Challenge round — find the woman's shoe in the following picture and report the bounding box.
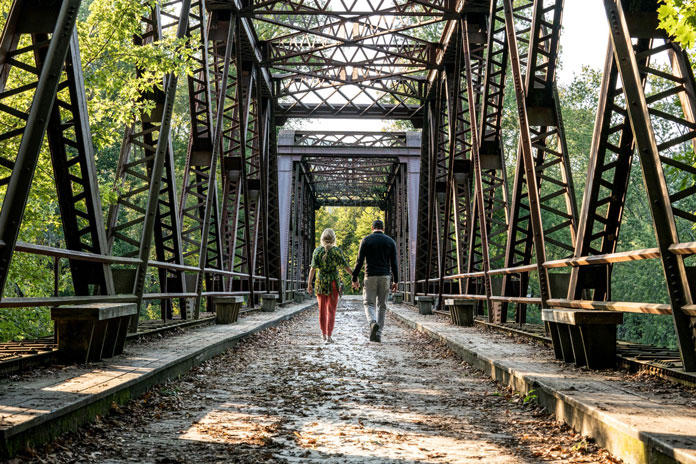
[322,334,327,341]
[327,335,334,343]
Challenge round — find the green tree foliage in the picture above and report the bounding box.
[658,0,696,48]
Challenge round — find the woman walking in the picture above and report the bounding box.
[307,229,353,343]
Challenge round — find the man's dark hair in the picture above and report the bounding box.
[372,219,384,230]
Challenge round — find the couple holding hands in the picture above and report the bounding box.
[307,219,399,344]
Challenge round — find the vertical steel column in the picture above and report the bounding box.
[437,30,464,308]
[36,30,114,296]
[501,0,577,323]
[129,1,191,328]
[218,17,244,293]
[106,2,191,328]
[220,18,255,305]
[453,13,488,296]
[502,0,551,307]
[289,161,302,294]
[191,10,235,317]
[463,16,495,318]
[414,101,433,296]
[567,39,650,301]
[424,97,442,295]
[179,2,223,316]
[399,165,411,295]
[264,102,282,296]
[465,0,510,319]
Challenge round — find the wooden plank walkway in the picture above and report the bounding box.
[0,300,315,457]
[390,304,696,464]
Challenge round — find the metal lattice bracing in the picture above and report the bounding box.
[501,0,577,323]
[105,2,192,328]
[246,0,458,124]
[278,131,420,208]
[277,129,420,294]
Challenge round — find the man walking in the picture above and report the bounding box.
[352,219,399,343]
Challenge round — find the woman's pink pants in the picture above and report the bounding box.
[317,281,339,336]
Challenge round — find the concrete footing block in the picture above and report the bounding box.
[51,303,138,363]
[415,296,434,315]
[213,296,244,324]
[445,299,475,326]
[261,293,280,312]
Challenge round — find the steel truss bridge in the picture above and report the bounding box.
[1,0,696,376]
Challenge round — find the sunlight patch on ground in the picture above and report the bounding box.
[42,369,149,393]
[292,419,517,463]
[179,409,282,445]
[0,405,51,425]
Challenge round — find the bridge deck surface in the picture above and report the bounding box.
[9,297,617,463]
[0,300,315,457]
[391,304,696,464]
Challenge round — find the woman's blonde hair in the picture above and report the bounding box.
[320,228,336,250]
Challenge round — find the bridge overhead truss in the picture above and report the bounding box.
[0,0,696,374]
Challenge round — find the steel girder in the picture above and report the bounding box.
[245,0,458,123]
[500,0,577,324]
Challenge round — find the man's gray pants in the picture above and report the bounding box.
[363,275,390,337]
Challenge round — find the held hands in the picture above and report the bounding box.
[391,282,398,292]
[351,280,360,291]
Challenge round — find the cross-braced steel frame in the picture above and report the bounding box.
[409,0,696,372]
[1,0,696,373]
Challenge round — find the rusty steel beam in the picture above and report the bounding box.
[501,0,577,324]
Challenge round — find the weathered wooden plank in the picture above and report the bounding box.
[51,303,137,321]
[541,308,624,325]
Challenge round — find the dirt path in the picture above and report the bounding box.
[16,298,621,463]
